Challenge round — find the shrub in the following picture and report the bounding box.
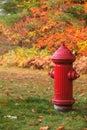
[0,46,51,67]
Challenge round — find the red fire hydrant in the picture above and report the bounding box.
[49,43,80,111]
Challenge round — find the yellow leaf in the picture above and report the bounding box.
[28,31,36,37]
[41,26,48,32]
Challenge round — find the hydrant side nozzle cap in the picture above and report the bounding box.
[51,43,76,63]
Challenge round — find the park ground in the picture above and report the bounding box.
[0,66,87,130]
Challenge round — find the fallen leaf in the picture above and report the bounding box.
[75,100,79,104]
[37,115,44,124]
[84,106,87,109]
[84,128,87,130]
[57,126,64,130]
[2,99,8,106]
[16,95,23,100]
[29,122,36,126]
[40,126,50,130]
[30,109,35,113]
[10,79,14,82]
[79,93,85,97]
[38,118,43,123]
[15,103,19,106]
[38,115,43,119]
[84,116,87,121]
[5,90,12,97]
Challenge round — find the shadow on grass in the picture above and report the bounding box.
[25,96,55,115]
[0,96,56,114]
[1,96,87,115]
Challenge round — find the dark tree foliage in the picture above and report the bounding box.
[1,0,17,14]
[71,0,86,4]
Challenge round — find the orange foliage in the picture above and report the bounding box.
[36,25,87,55]
[3,0,87,56]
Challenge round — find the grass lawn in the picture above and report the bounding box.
[0,66,87,130]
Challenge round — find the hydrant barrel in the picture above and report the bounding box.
[50,43,80,112]
[53,64,75,105]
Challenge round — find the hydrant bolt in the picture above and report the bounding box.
[49,71,54,78]
[68,70,80,80]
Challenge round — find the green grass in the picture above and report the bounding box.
[0,14,20,26]
[0,66,87,130]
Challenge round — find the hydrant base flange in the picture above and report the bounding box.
[52,98,75,105]
[54,104,73,112]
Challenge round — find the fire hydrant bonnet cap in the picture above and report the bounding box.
[51,44,76,63]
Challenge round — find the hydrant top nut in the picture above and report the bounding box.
[51,43,75,64]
